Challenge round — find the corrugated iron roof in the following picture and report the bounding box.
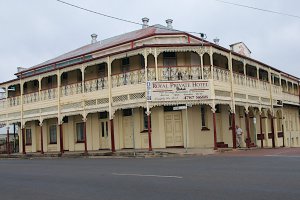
[28,24,184,70]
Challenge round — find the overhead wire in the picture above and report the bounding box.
[56,0,207,39]
[214,0,300,19]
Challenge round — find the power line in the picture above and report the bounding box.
[215,0,300,19]
[56,0,207,38]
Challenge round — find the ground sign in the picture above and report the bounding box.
[147,80,211,102]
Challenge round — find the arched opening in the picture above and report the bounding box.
[213,53,228,70]
[61,69,82,86]
[84,63,108,92]
[111,55,145,86]
[246,64,257,78]
[41,75,57,90]
[259,68,269,82]
[232,59,244,74]
[7,84,21,98]
[23,80,39,94]
[281,79,287,92]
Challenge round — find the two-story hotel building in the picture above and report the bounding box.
[0,18,299,154]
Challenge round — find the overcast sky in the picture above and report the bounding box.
[0,0,299,83]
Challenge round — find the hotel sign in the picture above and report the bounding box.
[147,80,211,102]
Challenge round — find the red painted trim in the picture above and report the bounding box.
[259,114,264,148]
[40,125,44,154]
[147,114,152,151]
[231,113,236,149]
[245,112,251,148]
[270,115,275,148]
[188,36,191,44]
[110,119,115,153]
[131,41,134,49]
[6,128,10,155]
[213,112,217,150]
[22,128,26,154]
[282,124,285,147]
[83,121,87,154]
[59,124,64,154]
[15,32,197,76]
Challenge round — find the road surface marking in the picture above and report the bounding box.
[265,155,300,158]
[112,173,183,179]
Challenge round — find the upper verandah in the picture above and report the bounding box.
[0,20,299,85]
[13,23,206,78]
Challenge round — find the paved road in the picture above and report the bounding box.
[1,148,300,200]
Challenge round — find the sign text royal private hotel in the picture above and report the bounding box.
[147,80,212,102]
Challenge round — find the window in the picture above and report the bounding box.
[101,121,109,138]
[141,108,150,131]
[49,125,57,144]
[76,122,84,142]
[123,109,132,116]
[25,129,32,145]
[200,106,209,130]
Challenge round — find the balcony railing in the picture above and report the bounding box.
[85,77,108,92]
[213,66,230,82]
[40,88,57,101]
[61,82,82,97]
[23,92,39,104]
[0,66,298,111]
[112,69,145,87]
[282,92,299,104]
[158,65,211,81]
[7,96,21,107]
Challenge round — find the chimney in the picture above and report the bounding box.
[213,38,220,45]
[166,19,173,29]
[142,17,149,29]
[17,67,27,72]
[91,33,98,44]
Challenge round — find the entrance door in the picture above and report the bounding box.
[165,111,183,147]
[216,113,223,141]
[123,116,133,148]
[100,120,109,149]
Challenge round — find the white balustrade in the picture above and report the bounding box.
[147,68,156,81]
[213,67,230,82]
[245,76,258,88]
[203,66,211,79]
[111,69,145,87]
[260,81,269,91]
[61,82,82,97]
[41,88,57,101]
[23,92,39,104]
[85,77,108,92]
[282,92,299,104]
[233,73,245,86]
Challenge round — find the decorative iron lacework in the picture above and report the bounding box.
[85,99,97,107]
[97,98,109,104]
[129,92,145,100]
[113,95,128,102]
